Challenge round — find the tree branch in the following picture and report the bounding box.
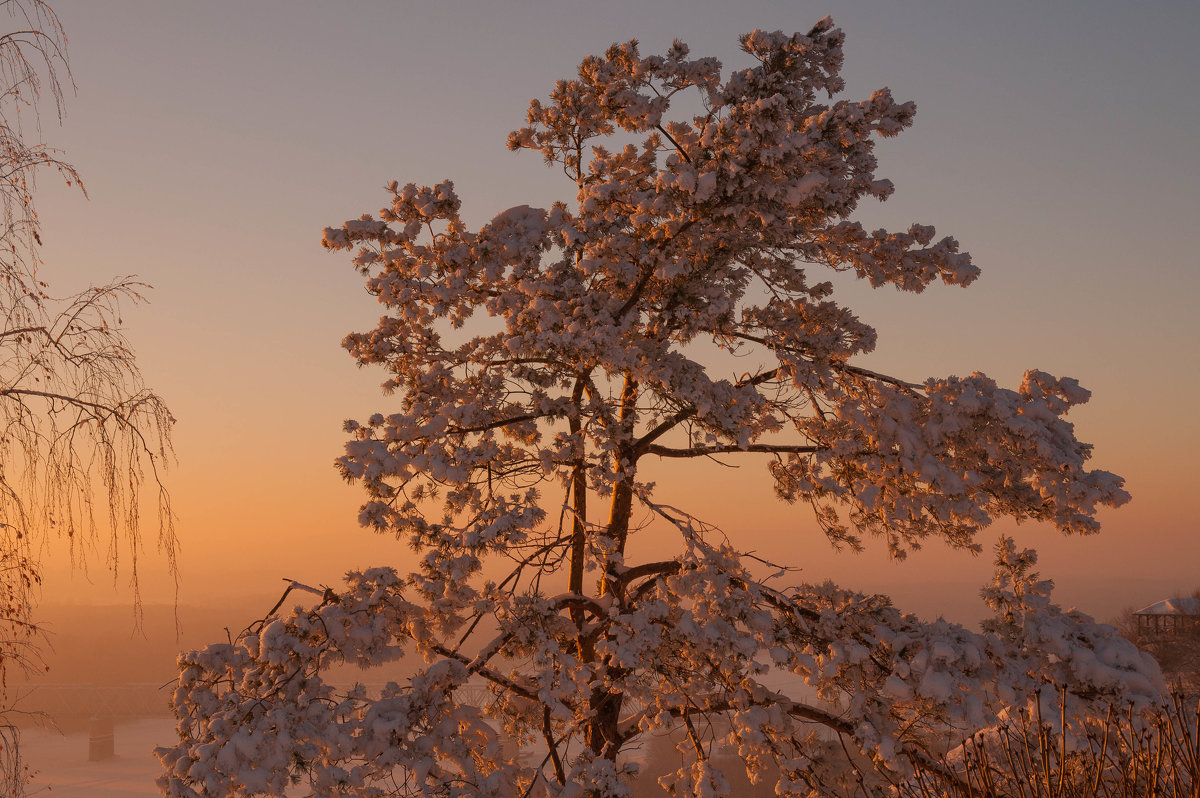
[427,642,540,703]
[631,368,781,455]
[542,705,566,786]
[613,217,700,320]
[645,443,820,459]
[446,412,547,436]
[837,363,923,392]
[654,124,692,164]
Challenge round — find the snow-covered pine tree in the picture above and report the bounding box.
[158,19,1158,797]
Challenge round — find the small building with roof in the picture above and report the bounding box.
[1134,597,1200,640]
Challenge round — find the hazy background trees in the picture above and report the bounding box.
[0,1,174,793]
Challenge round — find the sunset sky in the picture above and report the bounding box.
[31,0,1200,640]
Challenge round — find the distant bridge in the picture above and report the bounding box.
[12,680,497,720]
[12,682,173,719]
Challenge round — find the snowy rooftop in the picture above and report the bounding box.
[1134,597,1200,616]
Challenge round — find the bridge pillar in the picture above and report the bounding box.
[88,716,115,761]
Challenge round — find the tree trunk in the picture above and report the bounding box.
[585,374,640,777]
[569,377,587,635]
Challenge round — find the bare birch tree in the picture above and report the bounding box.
[0,2,175,793]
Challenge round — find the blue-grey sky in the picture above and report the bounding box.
[34,1,1200,628]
